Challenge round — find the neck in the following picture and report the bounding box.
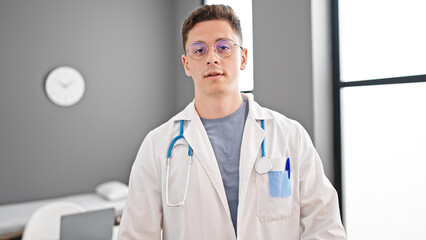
[194,92,243,119]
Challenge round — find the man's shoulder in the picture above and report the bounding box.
[254,101,304,135]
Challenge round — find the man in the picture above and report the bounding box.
[118,4,346,240]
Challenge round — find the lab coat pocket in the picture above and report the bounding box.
[256,157,293,222]
[268,171,291,197]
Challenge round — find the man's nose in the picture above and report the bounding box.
[205,47,220,65]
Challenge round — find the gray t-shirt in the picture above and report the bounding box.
[200,99,249,234]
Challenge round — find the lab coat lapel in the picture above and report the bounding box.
[238,95,271,220]
[237,114,264,215]
[183,103,231,218]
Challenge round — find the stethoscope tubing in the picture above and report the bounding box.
[166,119,266,206]
[261,119,265,157]
[167,120,193,159]
[166,120,193,207]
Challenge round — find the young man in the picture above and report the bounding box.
[118,4,346,240]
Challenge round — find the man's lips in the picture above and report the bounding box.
[204,71,224,79]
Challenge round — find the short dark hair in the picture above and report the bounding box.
[181,4,243,51]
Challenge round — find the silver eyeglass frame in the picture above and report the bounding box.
[185,38,244,60]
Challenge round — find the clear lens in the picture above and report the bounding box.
[187,39,237,60]
[215,39,235,57]
[188,42,208,59]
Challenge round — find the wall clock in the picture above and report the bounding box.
[45,66,85,107]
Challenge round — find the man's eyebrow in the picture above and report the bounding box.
[190,38,231,45]
[191,41,206,44]
[216,38,232,42]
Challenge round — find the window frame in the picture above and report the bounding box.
[331,0,426,223]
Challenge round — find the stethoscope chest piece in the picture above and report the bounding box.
[255,157,272,174]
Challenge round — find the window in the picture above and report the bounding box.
[333,0,426,239]
[339,0,426,82]
[204,0,254,92]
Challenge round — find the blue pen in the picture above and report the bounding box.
[285,158,290,179]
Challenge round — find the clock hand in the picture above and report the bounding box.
[59,82,67,88]
[66,80,76,87]
[60,80,75,89]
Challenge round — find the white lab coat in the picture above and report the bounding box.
[118,94,346,240]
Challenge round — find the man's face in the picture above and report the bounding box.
[182,20,247,98]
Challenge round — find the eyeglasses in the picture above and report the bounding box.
[186,39,243,60]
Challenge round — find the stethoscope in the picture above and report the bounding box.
[166,120,193,207]
[254,120,273,174]
[166,119,270,207]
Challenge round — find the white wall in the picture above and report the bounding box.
[312,0,334,181]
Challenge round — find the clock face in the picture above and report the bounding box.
[45,66,85,107]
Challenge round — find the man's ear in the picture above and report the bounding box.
[182,54,192,77]
[240,48,248,70]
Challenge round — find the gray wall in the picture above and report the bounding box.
[0,0,176,204]
[0,0,333,205]
[173,0,199,112]
[252,0,334,181]
[252,0,314,136]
